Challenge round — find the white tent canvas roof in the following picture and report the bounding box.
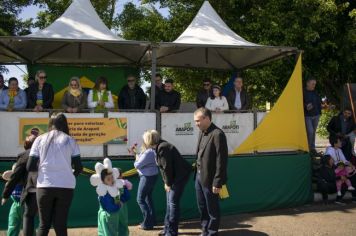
[0,0,149,65]
[147,1,297,70]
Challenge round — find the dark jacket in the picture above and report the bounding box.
[303,89,322,117]
[155,140,191,187]
[196,123,228,188]
[1,150,37,204]
[196,89,212,108]
[118,85,146,110]
[61,90,87,111]
[318,165,339,185]
[226,89,250,111]
[327,113,355,137]
[155,90,181,111]
[27,82,54,109]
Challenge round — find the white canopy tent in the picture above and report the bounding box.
[145,1,298,70]
[0,0,149,65]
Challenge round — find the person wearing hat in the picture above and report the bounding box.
[1,129,39,236]
[205,85,229,112]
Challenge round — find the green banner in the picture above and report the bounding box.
[0,153,312,230]
[27,65,139,109]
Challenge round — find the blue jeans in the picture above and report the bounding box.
[195,173,220,236]
[137,175,158,229]
[305,115,320,150]
[164,175,190,236]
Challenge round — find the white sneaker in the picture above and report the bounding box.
[337,191,342,196]
[348,186,355,191]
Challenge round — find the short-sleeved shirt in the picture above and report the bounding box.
[30,130,80,189]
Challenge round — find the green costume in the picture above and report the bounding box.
[7,197,23,236]
[118,203,129,236]
[98,206,120,236]
[92,89,109,112]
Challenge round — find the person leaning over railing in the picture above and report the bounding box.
[155,79,181,113]
[27,70,54,112]
[61,77,87,113]
[226,76,250,111]
[0,77,27,111]
[87,76,114,111]
[205,85,229,113]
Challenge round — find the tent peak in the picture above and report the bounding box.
[174,1,258,46]
[25,0,123,41]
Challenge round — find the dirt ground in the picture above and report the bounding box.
[2,201,356,236]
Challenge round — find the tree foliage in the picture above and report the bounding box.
[118,0,356,106]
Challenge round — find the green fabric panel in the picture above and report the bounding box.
[27,65,139,95]
[0,153,312,229]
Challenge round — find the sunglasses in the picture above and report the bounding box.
[39,76,47,79]
[203,83,211,86]
[128,80,135,82]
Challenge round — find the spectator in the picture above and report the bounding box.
[61,77,87,113]
[0,77,27,111]
[27,113,83,236]
[155,79,181,112]
[325,136,350,165]
[24,76,35,95]
[205,85,229,112]
[196,79,212,108]
[27,70,54,111]
[134,130,159,231]
[87,76,114,111]
[1,130,39,236]
[118,75,146,110]
[0,74,8,96]
[227,76,250,111]
[303,77,322,153]
[317,155,347,205]
[327,107,355,160]
[349,126,356,157]
[155,74,165,96]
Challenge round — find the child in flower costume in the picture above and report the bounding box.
[2,164,23,236]
[90,158,130,236]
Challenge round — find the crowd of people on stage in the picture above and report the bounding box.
[0,70,252,113]
[1,108,228,236]
[303,77,356,204]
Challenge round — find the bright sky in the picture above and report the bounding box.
[4,0,169,89]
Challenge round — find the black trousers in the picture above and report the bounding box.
[36,188,74,236]
[195,173,220,236]
[23,192,38,236]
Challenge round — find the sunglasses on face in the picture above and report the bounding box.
[128,80,135,82]
[39,76,47,79]
[203,83,210,86]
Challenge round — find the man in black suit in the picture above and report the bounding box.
[150,130,191,236]
[193,107,228,236]
[227,76,250,111]
[0,74,8,96]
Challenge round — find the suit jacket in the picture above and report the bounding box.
[155,90,181,111]
[27,82,54,109]
[155,140,191,187]
[226,89,250,111]
[196,123,228,188]
[1,149,37,204]
[327,113,355,137]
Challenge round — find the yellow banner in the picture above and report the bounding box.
[19,118,128,145]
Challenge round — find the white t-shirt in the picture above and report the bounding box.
[205,96,229,111]
[325,146,349,165]
[30,130,81,189]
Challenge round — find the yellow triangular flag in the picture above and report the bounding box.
[235,55,308,154]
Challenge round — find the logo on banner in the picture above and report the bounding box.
[175,122,194,135]
[222,120,239,134]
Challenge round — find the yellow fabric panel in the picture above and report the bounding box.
[234,55,309,154]
[53,76,118,109]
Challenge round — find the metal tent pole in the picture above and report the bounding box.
[150,46,157,110]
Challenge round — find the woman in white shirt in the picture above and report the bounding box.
[28,113,82,236]
[205,85,229,112]
[87,76,114,111]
